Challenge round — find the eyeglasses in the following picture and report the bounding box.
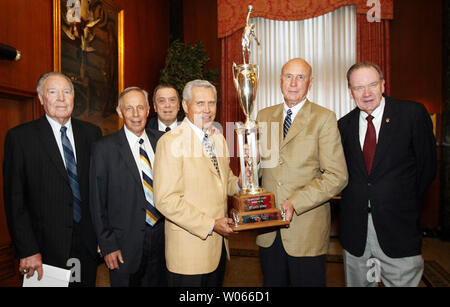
[350,81,381,92]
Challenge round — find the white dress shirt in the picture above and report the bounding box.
[283,98,307,121]
[46,115,77,167]
[158,119,178,132]
[123,126,155,173]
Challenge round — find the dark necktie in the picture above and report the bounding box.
[60,126,82,223]
[363,115,376,174]
[165,127,171,132]
[283,109,292,138]
[139,139,162,226]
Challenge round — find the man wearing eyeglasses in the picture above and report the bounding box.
[338,62,437,286]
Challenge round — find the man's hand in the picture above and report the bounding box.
[214,217,235,237]
[281,199,294,222]
[104,250,124,270]
[19,253,43,280]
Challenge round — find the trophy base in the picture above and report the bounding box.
[229,193,290,231]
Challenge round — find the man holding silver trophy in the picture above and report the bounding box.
[256,58,348,287]
[232,6,348,287]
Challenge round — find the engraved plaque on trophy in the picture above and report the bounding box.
[229,5,289,231]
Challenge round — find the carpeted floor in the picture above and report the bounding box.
[95,233,450,287]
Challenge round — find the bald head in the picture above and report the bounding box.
[280,58,313,107]
[281,58,312,77]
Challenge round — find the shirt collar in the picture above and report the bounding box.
[185,117,208,142]
[123,125,148,147]
[46,114,72,133]
[157,118,177,131]
[284,98,306,114]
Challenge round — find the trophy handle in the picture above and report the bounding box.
[254,65,259,79]
[232,62,239,90]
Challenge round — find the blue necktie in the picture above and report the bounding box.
[60,126,82,223]
[283,109,292,138]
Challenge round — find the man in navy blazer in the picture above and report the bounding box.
[90,87,166,287]
[338,62,437,286]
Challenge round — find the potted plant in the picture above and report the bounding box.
[159,39,219,118]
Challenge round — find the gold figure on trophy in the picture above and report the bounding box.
[241,5,260,65]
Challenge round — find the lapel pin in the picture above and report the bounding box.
[386,118,390,123]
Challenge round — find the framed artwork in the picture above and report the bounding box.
[53,0,124,135]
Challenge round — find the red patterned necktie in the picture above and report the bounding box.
[363,115,376,174]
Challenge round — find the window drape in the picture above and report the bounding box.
[247,5,356,120]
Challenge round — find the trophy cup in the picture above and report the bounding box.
[229,5,289,231]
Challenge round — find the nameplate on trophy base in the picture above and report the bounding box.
[229,194,290,231]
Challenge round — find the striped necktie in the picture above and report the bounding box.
[202,133,220,177]
[139,138,162,226]
[60,126,82,223]
[283,109,292,138]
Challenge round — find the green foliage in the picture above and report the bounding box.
[159,40,219,117]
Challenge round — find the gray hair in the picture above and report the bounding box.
[36,72,74,95]
[347,62,384,88]
[182,80,217,104]
[118,86,150,108]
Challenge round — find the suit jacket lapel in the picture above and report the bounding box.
[72,119,88,184]
[280,100,311,149]
[36,116,69,183]
[371,98,395,173]
[116,128,142,185]
[348,109,367,175]
[145,128,159,153]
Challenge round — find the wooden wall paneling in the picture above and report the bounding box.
[0,89,36,286]
[113,0,170,118]
[0,0,53,92]
[183,0,222,120]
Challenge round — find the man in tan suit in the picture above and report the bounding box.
[256,58,348,286]
[153,79,240,287]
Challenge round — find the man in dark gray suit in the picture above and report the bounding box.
[90,87,166,286]
[3,72,102,286]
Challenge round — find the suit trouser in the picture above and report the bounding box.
[109,220,167,287]
[259,230,326,287]
[167,240,227,287]
[343,213,423,287]
[68,222,98,287]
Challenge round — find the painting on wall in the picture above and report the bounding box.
[53,0,124,135]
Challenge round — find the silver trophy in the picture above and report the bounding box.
[229,6,289,231]
[233,5,261,195]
